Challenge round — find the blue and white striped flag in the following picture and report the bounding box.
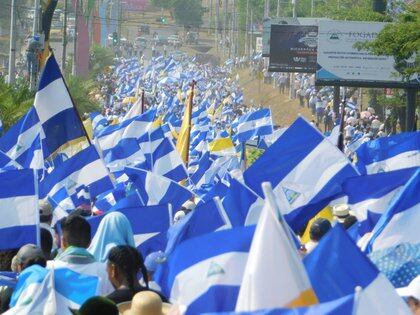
[0,108,43,170]
[34,55,86,157]
[304,224,411,315]
[96,109,156,156]
[40,145,113,201]
[355,131,420,175]
[233,108,273,143]
[244,117,359,231]
[89,203,173,256]
[332,167,418,236]
[0,169,38,250]
[124,167,192,212]
[165,198,231,255]
[90,112,108,132]
[155,226,255,315]
[365,168,420,253]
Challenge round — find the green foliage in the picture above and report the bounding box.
[0,79,34,131]
[173,0,204,27]
[355,6,420,81]
[89,44,115,79]
[151,0,174,9]
[65,75,101,115]
[246,146,264,166]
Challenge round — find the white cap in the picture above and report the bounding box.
[397,276,420,300]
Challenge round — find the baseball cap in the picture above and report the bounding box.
[15,244,45,266]
[39,200,52,218]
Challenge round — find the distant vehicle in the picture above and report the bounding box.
[168,35,182,48]
[135,36,148,47]
[186,32,199,45]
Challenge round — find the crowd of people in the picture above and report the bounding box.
[0,43,418,315]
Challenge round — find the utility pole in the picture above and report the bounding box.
[215,0,219,52]
[62,0,68,70]
[311,0,314,16]
[289,0,297,99]
[209,0,213,35]
[264,0,270,18]
[72,0,79,76]
[245,0,249,56]
[7,0,17,85]
[249,10,253,57]
[224,0,228,57]
[33,0,41,36]
[30,0,41,90]
[276,0,280,17]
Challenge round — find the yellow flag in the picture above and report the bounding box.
[301,206,334,244]
[176,88,194,164]
[152,116,163,128]
[208,137,235,156]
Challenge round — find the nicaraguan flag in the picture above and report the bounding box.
[222,177,264,227]
[103,138,146,173]
[303,224,411,314]
[233,108,273,143]
[8,265,56,314]
[236,192,317,311]
[244,117,359,231]
[96,109,156,155]
[39,145,113,200]
[124,167,192,212]
[89,204,173,256]
[155,226,255,315]
[34,55,86,156]
[165,198,231,254]
[0,169,38,250]
[0,108,43,169]
[365,168,420,253]
[90,112,108,132]
[332,167,418,235]
[355,131,420,175]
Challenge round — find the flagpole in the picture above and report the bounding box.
[337,96,346,152]
[184,80,195,169]
[141,89,145,114]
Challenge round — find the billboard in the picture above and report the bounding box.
[268,24,318,73]
[262,17,328,57]
[316,20,420,88]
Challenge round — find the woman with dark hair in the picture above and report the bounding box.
[106,245,168,305]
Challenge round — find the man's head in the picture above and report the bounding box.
[40,228,53,260]
[309,218,332,242]
[39,200,53,225]
[15,244,46,272]
[70,296,118,315]
[60,214,91,249]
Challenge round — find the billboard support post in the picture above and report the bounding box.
[333,86,340,115]
[406,88,417,132]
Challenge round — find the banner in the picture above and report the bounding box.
[262,17,328,57]
[316,20,420,88]
[268,24,318,73]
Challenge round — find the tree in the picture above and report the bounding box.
[151,0,174,9]
[173,0,203,27]
[355,6,420,81]
[89,44,114,79]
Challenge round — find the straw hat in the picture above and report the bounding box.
[332,204,352,223]
[122,291,170,315]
